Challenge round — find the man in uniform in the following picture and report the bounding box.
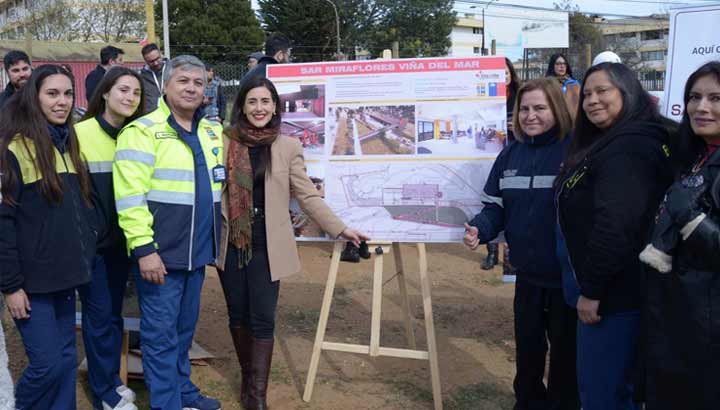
[113,55,224,410]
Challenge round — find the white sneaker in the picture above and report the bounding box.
[102,397,138,410]
[116,385,136,403]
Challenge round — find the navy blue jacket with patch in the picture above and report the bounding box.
[469,127,568,287]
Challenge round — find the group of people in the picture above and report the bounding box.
[0,32,367,410]
[1,30,719,410]
[464,54,720,410]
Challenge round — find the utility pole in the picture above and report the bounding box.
[323,0,342,60]
[145,0,155,44]
[162,0,170,59]
[480,0,498,56]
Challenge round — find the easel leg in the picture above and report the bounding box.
[392,242,416,350]
[417,243,443,410]
[369,246,384,357]
[303,241,343,402]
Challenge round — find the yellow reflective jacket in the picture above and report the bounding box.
[113,98,223,270]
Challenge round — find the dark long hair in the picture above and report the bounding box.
[546,53,573,78]
[673,61,720,174]
[557,63,665,182]
[0,64,92,206]
[505,57,520,96]
[228,77,282,178]
[83,66,145,124]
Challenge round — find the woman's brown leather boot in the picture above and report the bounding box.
[229,325,253,408]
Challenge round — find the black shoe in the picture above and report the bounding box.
[481,243,498,270]
[340,242,360,263]
[358,241,371,259]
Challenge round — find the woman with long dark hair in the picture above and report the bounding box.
[217,77,368,410]
[556,62,674,410]
[546,53,580,116]
[75,66,145,410]
[640,61,720,410]
[465,78,579,410]
[0,64,96,409]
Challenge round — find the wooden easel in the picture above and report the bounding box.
[303,241,443,410]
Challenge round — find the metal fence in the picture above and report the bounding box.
[516,67,665,91]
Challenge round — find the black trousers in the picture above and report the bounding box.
[513,278,580,410]
[219,245,279,339]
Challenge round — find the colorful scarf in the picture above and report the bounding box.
[225,121,279,266]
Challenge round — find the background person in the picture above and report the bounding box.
[139,43,166,113]
[202,64,226,123]
[217,77,368,410]
[240,32,292,89]
[85,45,125,102]
[0,50,31,108]
[247,52,264,72]
[76,66,146,410]
[113,55,223,410]
[556,62,674,410]
[546,53,580,116]
[464,77,579,410]
[641,61,720,410]
[0,64,96,410]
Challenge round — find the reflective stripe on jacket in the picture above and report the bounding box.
[112,98,223,270]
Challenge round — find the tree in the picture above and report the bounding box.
[258,0,382,62]
[22,0,78,41]
[258,0,457,61]
[156,0,264,63]
[366,0,456,58]
[74,0,145,42]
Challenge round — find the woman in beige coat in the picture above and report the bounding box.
[217,77,368,410]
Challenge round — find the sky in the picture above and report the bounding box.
[251,0,719,17]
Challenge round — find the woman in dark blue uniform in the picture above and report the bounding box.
[464,77,579,410]
[0,64,96,410]
[75,66,145,410]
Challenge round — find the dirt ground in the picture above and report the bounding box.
[4,243,517,410]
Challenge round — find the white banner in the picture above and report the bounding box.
[663,3,720,121]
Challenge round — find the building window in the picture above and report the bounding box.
[472,27,481,34]
[641,30,661,41]
[473,47,480,54]
[620,32,636,39]
[641,50,665,61]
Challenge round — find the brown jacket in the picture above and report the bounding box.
[216,135,346,281]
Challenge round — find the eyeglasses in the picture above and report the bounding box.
[555,61,567,66]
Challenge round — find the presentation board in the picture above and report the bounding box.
[663,3,720,121]
[268,57,506,242]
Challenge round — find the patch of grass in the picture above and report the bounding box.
[448,382,514,410]
[270,362,291,385]
[283,309,320,332]
[384,379,433,405]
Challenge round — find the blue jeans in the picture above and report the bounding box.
[577,311,640,410]
[77,251,130,407]
[134,267,204,410]
[14,289,77,410]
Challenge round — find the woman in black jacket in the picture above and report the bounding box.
[0,65,96,409]
[640,61,720,410]
[556,63,673,410]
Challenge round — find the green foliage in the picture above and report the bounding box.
[258,0,382,62]
[155,0,264,63]
[366,0,456,58]
[258,0,457,61]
